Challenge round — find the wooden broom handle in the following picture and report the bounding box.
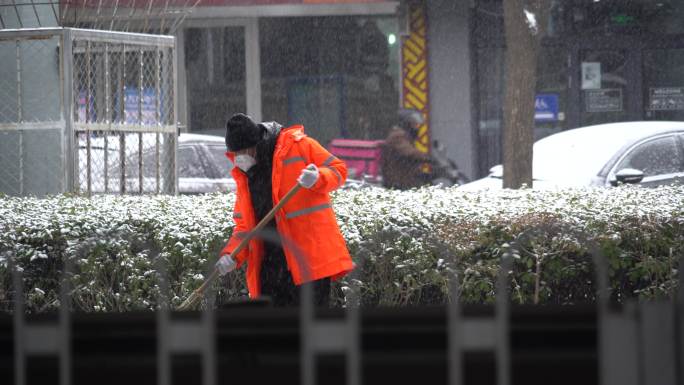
[194,183,303,295]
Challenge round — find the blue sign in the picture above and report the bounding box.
[124,88,160,125]
[535,94,559,122]
[78,88,164,124]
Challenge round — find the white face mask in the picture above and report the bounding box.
[234,154,257,172]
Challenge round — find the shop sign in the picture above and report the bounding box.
[649,87,684,111]
[585,89,622,113]
[534,93,559,122]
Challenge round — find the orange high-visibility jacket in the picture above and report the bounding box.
[221,124,354,298]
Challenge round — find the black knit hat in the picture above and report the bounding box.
[225,113,264,152]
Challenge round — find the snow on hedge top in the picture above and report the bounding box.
[0,194,236,249]
[334,185,684,227]
[0,185,682,244]
[1,186,682,311]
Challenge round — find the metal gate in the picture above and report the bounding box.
[0,27,177,197]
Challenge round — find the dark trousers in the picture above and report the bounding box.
[259,245,331,307]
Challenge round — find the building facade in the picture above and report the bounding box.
[177,2,402,149]
[469,0,684,177]
[3,0,683,181]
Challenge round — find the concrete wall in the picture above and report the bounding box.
[426,0,477,180]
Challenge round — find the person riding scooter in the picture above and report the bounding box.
[381,109,468,189]
[380,109,432,189]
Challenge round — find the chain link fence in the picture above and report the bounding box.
[0,28,177,197]
[2,223,683,385]
[0,31,63,196]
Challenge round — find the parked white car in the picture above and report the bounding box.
[78,133,236,194]
[459,121,684,190]
[175,133,236,194]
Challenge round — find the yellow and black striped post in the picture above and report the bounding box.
[401,2,431,158]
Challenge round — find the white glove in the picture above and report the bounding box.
[297,163,319,189]
[215,255,237,276]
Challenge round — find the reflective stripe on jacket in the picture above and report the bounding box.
[221,124,354,298]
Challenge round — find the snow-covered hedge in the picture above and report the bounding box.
[1,185,682,312]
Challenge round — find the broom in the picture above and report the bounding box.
[177,183,303,311]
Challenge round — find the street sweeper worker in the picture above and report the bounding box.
[214,113,354,306]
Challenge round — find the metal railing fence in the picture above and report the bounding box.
[1,224,683,385]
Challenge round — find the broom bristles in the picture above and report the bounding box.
[178,290,202,311]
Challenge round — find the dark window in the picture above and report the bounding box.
[473,1,568,177]
[206,144,233,177]
[122,151,154,178]
[617,136,682,176]
[472,0,567,47]
[185,27,246,132]
[579,50,630,126]
[177,146,207,178]
[571,0,684,36]
[643,49,684,122]
[259,16,400,144]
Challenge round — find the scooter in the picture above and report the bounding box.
[429,140,470,187]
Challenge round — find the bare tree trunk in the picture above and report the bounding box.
[502,0,549,189]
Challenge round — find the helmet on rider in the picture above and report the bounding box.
[397,108,424,140]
